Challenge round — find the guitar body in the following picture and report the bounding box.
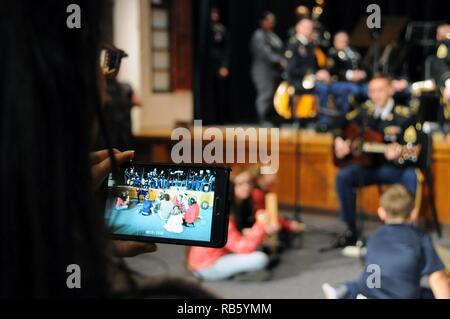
[273,81,318,120]
[333,123,384,168]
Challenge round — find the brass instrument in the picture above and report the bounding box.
[411,79,437,96]
[312,0,325,21]
[410,79,450,120]
[442,87,450,120]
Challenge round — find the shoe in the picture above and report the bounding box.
[331,229,358,248]
[266,255,281,270]
[321,283,349,299]
[342,240,367,258]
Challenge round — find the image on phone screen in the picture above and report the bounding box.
[105,164,228,246]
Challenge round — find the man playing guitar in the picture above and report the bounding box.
[333,74,422,248]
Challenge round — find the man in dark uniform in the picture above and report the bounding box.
[285,17,331,128]
[430,24,450,123]
[328,32,367,83]
[205,7,230,125]
[333,74,422,247]
[287,4,331,50]
[250,12,286,125]
[328,31,368,117]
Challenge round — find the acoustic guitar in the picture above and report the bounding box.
[333,123,422,168]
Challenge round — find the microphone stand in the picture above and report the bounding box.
[354,109,370,249]
[291,92,303,223]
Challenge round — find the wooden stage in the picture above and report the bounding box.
[133,127,450,223]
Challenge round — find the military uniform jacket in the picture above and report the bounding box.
[327,47,366,82]
[433,40,450,87]
[284,36,319,93]
[339,100,424,167]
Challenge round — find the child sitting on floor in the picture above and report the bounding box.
[322,185,450,299]
[115,191,130,211]
[183,197,200,227]
[187,166,279,281]
[250,165,304,237]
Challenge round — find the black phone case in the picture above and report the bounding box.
[107,162,231,248]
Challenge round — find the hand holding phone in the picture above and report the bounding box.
[105,163,231,248]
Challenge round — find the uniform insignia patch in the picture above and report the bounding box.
[416,123,422,131]
[346,109,360,120]
[395,106,410,117]
[384,126,401,135]
[404,126,417,144]
[437,43,448,59]
[285,50,293,59]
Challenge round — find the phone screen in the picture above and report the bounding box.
[105,164,228,246]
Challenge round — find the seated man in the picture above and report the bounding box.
[328,31,367,116]
[333,74,422,247]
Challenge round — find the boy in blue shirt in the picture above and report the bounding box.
[322,185,450,299]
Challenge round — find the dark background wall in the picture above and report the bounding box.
[194,0,450,124]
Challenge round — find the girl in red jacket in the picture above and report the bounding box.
[187,166,278,281]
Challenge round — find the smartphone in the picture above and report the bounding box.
[105,163,231,248]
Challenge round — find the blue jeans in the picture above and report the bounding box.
[315,82,330,126]
[194,252,269,281]
[336,164,418,227]
[345,282,360,299]
[329,82,364,115]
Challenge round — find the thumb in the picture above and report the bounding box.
[114,150,135,166]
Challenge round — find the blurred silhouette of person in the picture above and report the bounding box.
[204,7,231,125]
[250,12,286,126]
[102,78,141,151]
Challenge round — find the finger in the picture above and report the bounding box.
[115,150,135,165]
[91,151,134,189]
[90,149,121,165]
[94,150,135,176]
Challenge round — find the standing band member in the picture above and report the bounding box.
[284,17,331,129]
[250,12,286,126]
[207,7,230,124]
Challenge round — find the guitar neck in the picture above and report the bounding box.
[362,142,387,154]
[265,193,279,226]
